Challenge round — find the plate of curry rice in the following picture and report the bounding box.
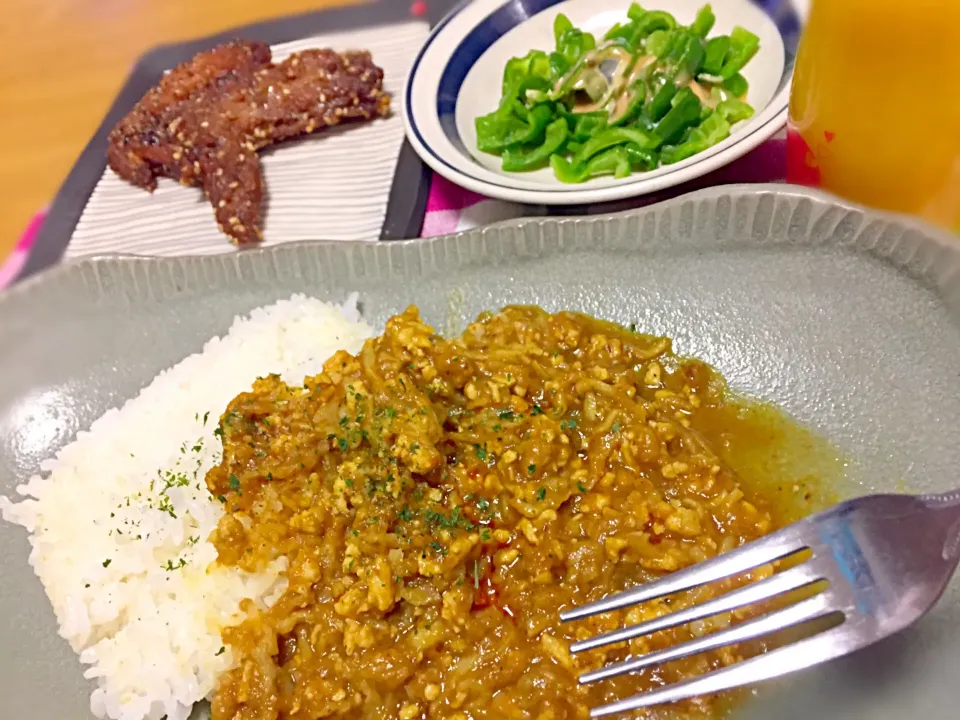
[2,184,959,720]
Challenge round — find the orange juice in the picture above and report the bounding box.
[787,0,960,230]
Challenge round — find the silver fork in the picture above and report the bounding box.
[560,490,960,718]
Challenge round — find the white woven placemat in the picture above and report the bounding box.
[67,20,429,259]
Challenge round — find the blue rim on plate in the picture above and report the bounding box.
[405,0,802,189]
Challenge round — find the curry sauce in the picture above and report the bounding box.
[206,306,838,720]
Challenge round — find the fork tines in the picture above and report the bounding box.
[560,525,837,717]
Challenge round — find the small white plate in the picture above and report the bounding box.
[404,0,805,205]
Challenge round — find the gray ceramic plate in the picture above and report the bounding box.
[2,184,959,719]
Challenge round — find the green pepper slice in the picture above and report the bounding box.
[476,113,526,153]
[644,73,679,121]
[551,147,632,183]
[624,143,659,171]
[501,118,570,172]
[665,30,706,83]
[563,111,608,142]
[554,13,574,45]
[645,29,677,58]
[475,103,554,153]
[611,83,648,126]
[720,26,760,80]
[702,35,731,75]
[716,97,754,123]
[577,126,659,163]
[691,5,716,39]
[626,2,646,22]
[501,50,554,100]
[723,73,749,98]
[604,22,643,52]
[654,86,703,145]
[554,15,597,69]
[633,10,677,36]
[660,111,730,164]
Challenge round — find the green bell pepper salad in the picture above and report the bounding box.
[474,3,761,183]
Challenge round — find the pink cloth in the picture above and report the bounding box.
[1,138,787,286]
[0,209,45,287]
[420,176,489,237]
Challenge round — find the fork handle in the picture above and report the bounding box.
[920,490,960,561]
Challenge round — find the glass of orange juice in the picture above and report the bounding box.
[787,0,960,231]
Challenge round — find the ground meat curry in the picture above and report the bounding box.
[206,306,824,720]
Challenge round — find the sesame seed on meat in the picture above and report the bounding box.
[106,40,391,245]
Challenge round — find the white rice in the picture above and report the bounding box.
[0,294,373,720]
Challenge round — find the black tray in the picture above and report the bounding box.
[20,0,460,280]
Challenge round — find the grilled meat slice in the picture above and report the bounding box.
[107,41,390,244]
